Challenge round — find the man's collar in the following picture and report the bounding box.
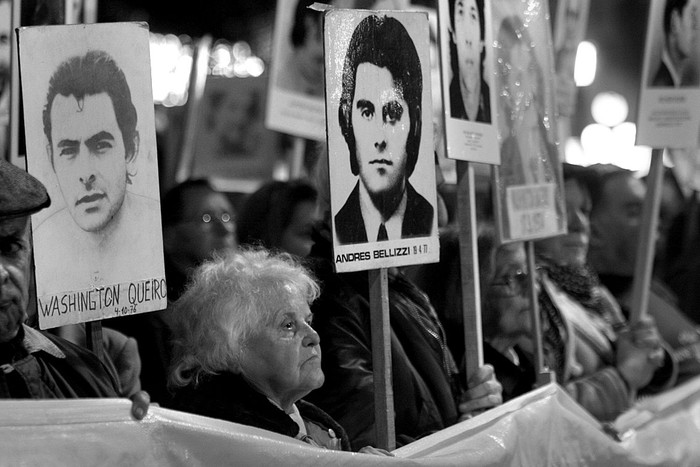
[358,182,407,241]
[22,325,65,359]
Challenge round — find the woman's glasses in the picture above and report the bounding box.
[181,212,233,227]
[490,270,532,297]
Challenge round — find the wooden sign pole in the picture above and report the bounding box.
[629,148,664,324]
[8,0,21,167]
[526,241,553,386]
[368,268,395,451]
[456,161,483,381]
[290,137,306,180]
[85,320,104,361]
[175,35,212,184]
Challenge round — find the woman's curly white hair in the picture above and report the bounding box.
[168,247,319,388]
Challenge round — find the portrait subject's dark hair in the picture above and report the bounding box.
[42,50,138,166]
[338,14,423,178]
[664,0,689,36]
[448,0,485,41]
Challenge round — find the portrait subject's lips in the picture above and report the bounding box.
[76,193,106,207]
[370,159,393,166]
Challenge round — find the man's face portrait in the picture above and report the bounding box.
[49,92,132,233]
[351,63,410,199]
[296,16,324,88]
[555,1,582,70]
[211,90,257,155]
[671,0,698,59]
[501,39,538,123]
[452,0,483,94]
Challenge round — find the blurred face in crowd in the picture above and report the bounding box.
[537,179,591,267]
[452,0,482,99]
[279,200,320,258]
[238,296,323,409]
[486,242,533,341]
[352,63,410,205]
[589,173,645,276]
[166,187,237,268]
[49,93,132,233]
[0,217,31,343]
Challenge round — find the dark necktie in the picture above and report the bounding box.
[377,223,388,242]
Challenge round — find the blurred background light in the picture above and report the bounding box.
[591,91,629,127]
[574,41,597,87]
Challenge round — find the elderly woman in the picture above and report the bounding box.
[477,224,537,401]
[534,164,676,421]
[168,249,351,450]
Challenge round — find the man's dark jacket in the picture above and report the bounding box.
[304,225,459,449]
[0,325,120,398]
[334,181,433,245]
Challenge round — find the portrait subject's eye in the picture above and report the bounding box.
[357,99,375,120]
[94,140,114,154]
[383,100,404,125]
[58,143,79,159]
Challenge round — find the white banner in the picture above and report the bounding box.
[2,381,700,466]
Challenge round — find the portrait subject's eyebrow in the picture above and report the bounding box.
[84,131,115,149]
[356,99,375,113]
[56,139,80,150]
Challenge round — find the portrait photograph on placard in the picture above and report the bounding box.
[637,0,700,148]
[491,0,566,243]
[266,0,327,141]
[552,0,590,118]
[325,9,439,273]
[438,0,499,163]
[18,22,166,329]
[191,75,283,193]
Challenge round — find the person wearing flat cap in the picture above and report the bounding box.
[0,158,148,417]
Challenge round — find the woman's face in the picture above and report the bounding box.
[536,179,591,267]
[487,242,532,339]
[238,297,324,407]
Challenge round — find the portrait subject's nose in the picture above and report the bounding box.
[80,173,96,190]
[374,139,387,152]
[76,147,97,190]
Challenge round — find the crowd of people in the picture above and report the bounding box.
[1,3,700,460]
[4,142,700,454]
